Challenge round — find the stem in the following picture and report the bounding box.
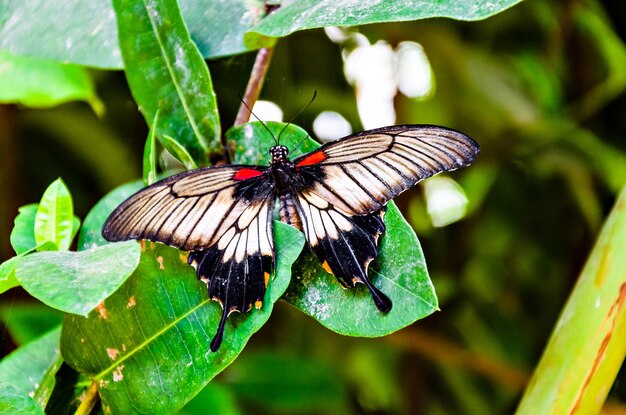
[234,47,275,126]
[516,186,626,414]
[388,328,530,391]
[74,381,99,415]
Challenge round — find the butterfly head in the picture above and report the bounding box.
[270,145,289,163]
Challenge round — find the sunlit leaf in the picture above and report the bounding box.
[0,385,44,415]
[246,0,524,45]
[34,179,74,251]
[113,0,221,165]
[0,0,265,68]
[0,257,19,294]
[144,111,159,186]
[10,204,38,255]
[0,327,62,411]
[160,134,198,170]
[15,241,141,316]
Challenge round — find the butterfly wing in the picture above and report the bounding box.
[291,125,479,215]
[287,125,479,310]
[102,165,275,351]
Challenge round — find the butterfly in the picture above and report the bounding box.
[102,124,479,351]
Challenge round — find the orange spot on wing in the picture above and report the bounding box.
[322,261,333,274]
[296,150,327,167]
[255,300,263,309]
[264,272,270,287]
[233,168,264,180]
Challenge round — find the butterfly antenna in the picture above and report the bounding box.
[238,93,278,146]
[278,90,317,145]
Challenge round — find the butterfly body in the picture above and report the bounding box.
[102,124,479,351]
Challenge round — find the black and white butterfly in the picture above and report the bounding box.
[102,124,479,351]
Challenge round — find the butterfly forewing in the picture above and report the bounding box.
[102,165,270,251]
[292,125,479,215]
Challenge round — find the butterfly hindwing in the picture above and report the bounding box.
[188,190,275,351]
[102,165,276,351]
[292,125,479,215]
[290,189,392,312]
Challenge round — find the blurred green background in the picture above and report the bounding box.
[1,0,626,413]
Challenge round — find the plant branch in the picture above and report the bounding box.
[74,381,99,415]
[387,328,530,391]
[234,47,274,126]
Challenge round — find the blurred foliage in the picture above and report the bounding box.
[1,0,626,413]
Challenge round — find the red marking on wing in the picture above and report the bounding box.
[233,168,264,180]
[296,150,327,167]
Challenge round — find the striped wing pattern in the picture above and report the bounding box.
[290,189,391,311]
[103,166,269,251]
[102,165,274,351]
[288,125,479,312]
[187,191,274,351]
[293,125,479,215]
[102,124,479,351]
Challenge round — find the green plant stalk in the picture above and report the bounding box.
[516,185,626,414]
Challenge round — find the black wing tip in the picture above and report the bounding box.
[360,277,392,313]
[210,308,229,352]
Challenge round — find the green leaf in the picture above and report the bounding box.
[34,178,74,251]
[0,257,19,294]
[0,327,62,411]
[0,51,102,110]
[113,0,221,165]
[0,0,265,69]
[78,181,145,251]
[14,241,141,316]
[160,134,199,170]
[0,384,44,415]
[246,0,524,45]
[0,261,19,297]
[181,383,242,415]
[10,204,38,255]
[516,185,626,414]
[0,303,64,346]
[144,111,159,186]
[61,223,304,414]
[10,203,80,255]
[226,122,438,336]
[285,202,438,336]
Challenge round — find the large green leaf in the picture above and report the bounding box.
[61,223,304,414]
[14,241,141,316]
[0,385,44,415]
[0,51,101,109]
[113,0,221,165]
[0,0,521,69]
[0,0,265,68]
[285,202,437,336]
[78,181,145,251]
[0,327,62,412]
[246,0,524,44]
[34,178,74,251]
[226,122,438,336]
